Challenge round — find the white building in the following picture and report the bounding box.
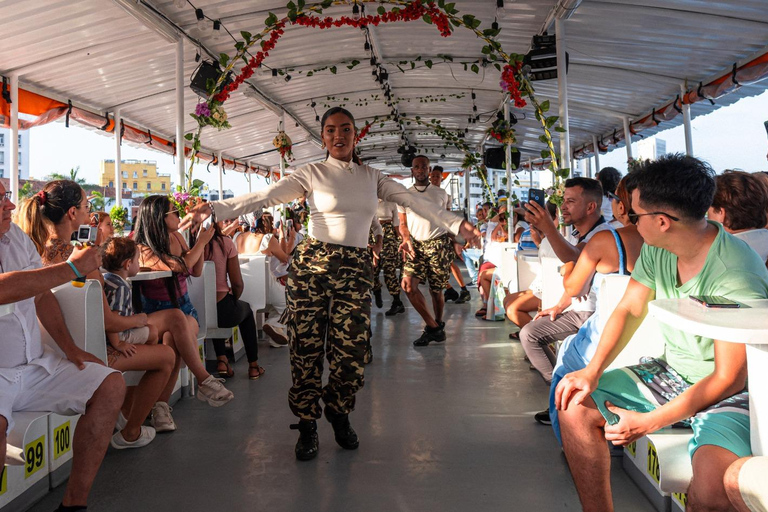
[637,137,667,161]
[0,128,30,180]
[447,166,543,216]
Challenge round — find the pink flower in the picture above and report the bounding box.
[195,103,211,117]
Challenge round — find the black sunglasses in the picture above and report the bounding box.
[627,210,680,225]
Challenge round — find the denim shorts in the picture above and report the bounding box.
[141,292,199,325]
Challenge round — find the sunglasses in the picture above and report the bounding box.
[1,191,12,206]
[606,191,621,202]
[627,210,680,225]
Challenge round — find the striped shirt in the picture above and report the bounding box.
[103,273,133,318]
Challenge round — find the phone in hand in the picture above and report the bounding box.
[528,188,546,209]
[76,225,98,245]
[202,216,213,229]
[689,295,740,308]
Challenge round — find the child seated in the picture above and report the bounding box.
[100,237,158,355]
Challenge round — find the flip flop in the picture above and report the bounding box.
[474,308,487,318]
[248,365,266,380]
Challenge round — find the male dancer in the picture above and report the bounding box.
[373,199,406,316]
[399,156,454,346]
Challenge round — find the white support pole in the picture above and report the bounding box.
[556,18,571,175]
[217,151,224,201]
[680,84,693,156]
[592,134,600,175]
[464,165,471,218]
[247,161,253,194]
[623,117,633,161]
[9,74,19,201]
[175,39,185,189]
[504,100,513,243]
[114,110,122,207]
[278,112,287,237]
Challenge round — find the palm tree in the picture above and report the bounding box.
[48,166,86,185]
[89,190,108,211]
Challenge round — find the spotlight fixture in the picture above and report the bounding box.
[212,20,222,39]
[523,34,567,81]
[471,91,476,100]
[473,105,477,112]
[370,56,377,66]
[379,68,389,81]
[491,20,499,31]
[316,114,320,122]
[310,100,316,108]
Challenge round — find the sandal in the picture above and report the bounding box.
[474,308,487,318]
[217,359,234,379]
[248,365,266,380]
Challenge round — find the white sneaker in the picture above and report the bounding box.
[151,402,177,432]
[111,426,156,450]
[115,411,128,432]
[264,324,288,348]
[197,375,234,407]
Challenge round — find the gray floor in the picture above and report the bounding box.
[30,290,654,512]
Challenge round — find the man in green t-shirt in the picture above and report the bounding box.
[555,154,768,512]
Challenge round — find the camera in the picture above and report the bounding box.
[76,225,98,245]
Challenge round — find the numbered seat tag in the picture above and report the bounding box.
[647,441,660,483]
[24,435,46,479]
[54,421,72,460]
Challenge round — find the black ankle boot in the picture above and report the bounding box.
[373,288,383,308]
[324,409,359,450]
[290,419,319,460]
[385,297,405,316]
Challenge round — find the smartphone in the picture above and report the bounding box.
[286,219,294,230]
[202,216,213,229]
[76,225,98,245]
[528,188,546,209]
[689,295,740,308]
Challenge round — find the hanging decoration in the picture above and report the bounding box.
[486,117,516,145]
[272,131,295,165]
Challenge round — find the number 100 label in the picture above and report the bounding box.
[54,421,72,460]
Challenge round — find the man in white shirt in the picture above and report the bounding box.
[0,183,124,512]
[399,156,454,346]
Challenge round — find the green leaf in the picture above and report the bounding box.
[265,12,278,26]
[425,60,433,69]
[321,0,333,7]
[410,61,415,69]
[423,14,432,24]
[298,0,305,10]
[541,100,550,113]
[330,66,337,74]
[471,18,481,29]
[438,0,445,7]
[471,63,479,73]
[235,41,244,51]
[538,134,549,144]
[240,31,252,43]
[462,14,475,26]
[346,59,360,70]
[494,63,501,71]
[445,3,456,13]
[451,18,460,27]
[307,71,314,77]
[554,126,566,133]
[541,149,550,159]
[378,5,386,14]
[545,116,558,128]
[184,133,194,141]
[481,45,492,55]
[218,53,230,67]
[287,1,296,11]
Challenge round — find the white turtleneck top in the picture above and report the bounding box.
[212,157,463,249]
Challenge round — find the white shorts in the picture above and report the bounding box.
[118,326,150,344]
[740,456,768,512]
[0,352,118,435]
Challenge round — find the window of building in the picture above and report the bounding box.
[132,182,137,190]
[146,182,151,190]
[122,182,127,189]
[0,134,4,146]
[109,181,113,188]
[18,152,21,165]
[161,182,166,191]
[0,152,4,164]
[133,171,138,179]
[143,169,148,177]
[18,135,22,146]
[0,170,3,178]
[122,171,128,179]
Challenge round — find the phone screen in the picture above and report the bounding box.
[689,295,740,308]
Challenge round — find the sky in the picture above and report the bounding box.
[27,89,768,197]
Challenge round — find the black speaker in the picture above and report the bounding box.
[190,61,233,98]
[401,146,417,167]
[484,147,520,170]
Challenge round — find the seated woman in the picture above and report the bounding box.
[132,195,234,414]
[15,181,174,447]
[708,170,768,262]
[544,177,644,439]
[90,211,114,245]
[475,210,509,316]
[204,219,266,379]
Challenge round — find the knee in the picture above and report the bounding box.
[147,324,159,344]
[158,344,176,370]
[186,315,199,336]
[98,373,127,405]
[401,278,413,294]
[519,323,534,346]
[688,479,732,512]
[0,415,7,442]
[723,457,747,510]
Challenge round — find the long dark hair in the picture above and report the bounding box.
[204,220,227,261]
[321,107,362,165]
[17,180,84,255]
[133,195,189,305]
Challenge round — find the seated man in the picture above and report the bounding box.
[556,155,768,512]
[0,184,124,512]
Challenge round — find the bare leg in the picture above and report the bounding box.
[504,290,541,328]
[62,372,125,507]
[478,270,493,302]
[0,415,7,467]
[724,457,752,512]
[688,446,739,512]
[450,262,466,288]
[148,309,211,384]
[402,275,438,328]
[430,289,445,324]
[159,331,183,403]
[111,344,175,441]
[559,397,614,512]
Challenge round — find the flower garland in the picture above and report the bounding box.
[500,62,526,108]
[486,118,516,146]
[272,131,295,165]
[355,122,372,144]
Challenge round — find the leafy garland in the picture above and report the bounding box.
[188,0,565,205]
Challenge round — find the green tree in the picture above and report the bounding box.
[89,191,107,211]
[19,182,35,199]
[48,166,86,185]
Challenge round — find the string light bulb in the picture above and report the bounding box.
[352,3,360,20]
[364,41,371,51]
[174,0,186,8]
[195,9,209,32]
[496,0,508,19]
[271,68,279,84]
[212,20,222,39]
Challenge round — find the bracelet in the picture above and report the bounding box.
[209,202,217,223]
[66,260,84,279]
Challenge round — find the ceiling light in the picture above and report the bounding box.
[212,20,222,39]
[364,41,371,51]
[352,3,360,20]
[195,9,209,32]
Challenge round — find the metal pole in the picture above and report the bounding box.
[555,18,571,174]
[528,159,533,191]
[247,160,253,194]
[464,165,471,219]
[218,151,224,201]
[114,110,122,207]
[175,39,185,189]
[504,100,513,243]
[592,134,600,175]
[623,117,633,161]
[680,84,693,156]
[9,74,19,201]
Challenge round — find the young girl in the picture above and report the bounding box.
[132,195,234,415]
[181,107,479,461]
[90,211,114,245]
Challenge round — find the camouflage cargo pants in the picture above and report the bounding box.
[373,222,403,297]
[286,237,373,420]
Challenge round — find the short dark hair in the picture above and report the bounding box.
[412,155,430,165]
[712,170,768,231]
[625,153,715,221]
[596,167,621,195]
[564,177,603,205]
[100,236,138,272]
[431,165,444,173]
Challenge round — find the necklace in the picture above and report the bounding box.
[413,183,429,193]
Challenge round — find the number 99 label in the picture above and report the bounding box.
[1,466,7,495]
[24,435,46,479]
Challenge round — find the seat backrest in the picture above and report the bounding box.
[517,250,540,292]
[41,279,107,363]
[540,256,565,310]
[188,261,215,333]
[239,254,268,311]
[498,245,519,291]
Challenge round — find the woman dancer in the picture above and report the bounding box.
[181,107,479,461]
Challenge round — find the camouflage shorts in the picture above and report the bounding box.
[284,237,373,420]
[402,235,453,293]
[373,222,403,296]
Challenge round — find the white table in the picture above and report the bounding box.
[649,298,768,456]
[129,270,172,282]
[0,303,14,317]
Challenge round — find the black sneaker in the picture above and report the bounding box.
[290,420,319,460]
[385,299,405,316]
[534,409,551,426]
[373,289,383,308]
[413,325,446,347]
[454,288,471,304]
[363,347,373,364]
[324,409,359,450]
[444,287,459,302]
